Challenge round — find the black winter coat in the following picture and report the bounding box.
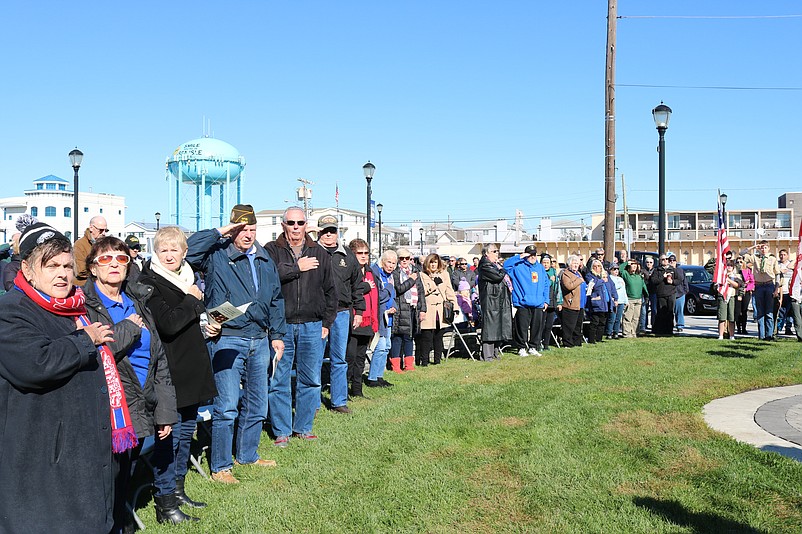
[650,266,678,298]
[391,268,427,336]
[320,242,365,314]
[139,264,218,409]
[83,279,177,440]
[478,257,513,343]
[0,289,114,533]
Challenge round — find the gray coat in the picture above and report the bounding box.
[0,290,115,533]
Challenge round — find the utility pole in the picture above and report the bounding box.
[604,0,617,260]
[621,173,630,256]
[297,178,314,219]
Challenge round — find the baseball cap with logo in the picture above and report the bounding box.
[317,214,339,231]
[124,235,141,250]
[230,204,256,225]
[523,245,538,257]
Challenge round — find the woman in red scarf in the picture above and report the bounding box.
[0,222,124,533]
[346,238,379,398]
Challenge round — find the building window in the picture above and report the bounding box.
[272,217,277,225]
[272,232,277,240]
[36,184,43,190]
[84,207,89,213]
[118,210,122,215]
[99,208,103,214]
[64,207,71,218]
[45,206,56,217]
[59,184,66,191]
[31,207,38,217]
[46,183,56,190]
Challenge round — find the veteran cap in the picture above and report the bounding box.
[230,204,256,225]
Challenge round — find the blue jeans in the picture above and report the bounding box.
[269,321,323,437]
[390,334,413,358]
[368,335,391,380]
[639,296,648,332]
[209,336,269,473]
[778,295,795,332]
[606,303,625,335]
[325,311,350,408]
[754,283,776,339]
[674,294,686,328]
[151,404,199,495]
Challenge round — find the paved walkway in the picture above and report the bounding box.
[703,385,802,461]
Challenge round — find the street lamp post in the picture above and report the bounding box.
[363,161,375,251]
[376,203,383,257]
[719,192,728,231]
[419,227,424,256]
[652,102,672,257]
[493,223,498,243]
[68,148,83,241]
[155,212,161,231]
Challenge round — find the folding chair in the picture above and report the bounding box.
[445,314,480,361]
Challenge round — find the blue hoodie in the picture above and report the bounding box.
[503,255,550,308]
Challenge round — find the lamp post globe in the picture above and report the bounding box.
[155,212,161,231]
[652,102,672,257]
[68,148,83,241]
[719,193,727,230]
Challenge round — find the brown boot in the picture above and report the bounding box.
[403,355,416,371]
[389,357,404,374]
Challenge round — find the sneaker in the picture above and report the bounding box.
[528,347,541,357]
[518,348,529,357]
[273,435,290,448]
[718,336,724,340]
[211,469,239,484]
[330,405,352,414]
[235,458,277,468]
[292,432,318,441]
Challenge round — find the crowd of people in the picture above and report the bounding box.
[0,207,799,533]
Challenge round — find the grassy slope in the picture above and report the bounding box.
[139,337,802,533]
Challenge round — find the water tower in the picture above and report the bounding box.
[166,138,245,231]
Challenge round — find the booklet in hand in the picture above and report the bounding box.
[207,301,251,326]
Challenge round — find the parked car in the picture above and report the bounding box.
[681,265,717,315]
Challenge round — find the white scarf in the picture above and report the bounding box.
[150,254,196,295]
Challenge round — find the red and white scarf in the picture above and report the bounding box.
[400,266,418,307]
[14,271,138,453]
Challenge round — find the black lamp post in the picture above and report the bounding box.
[155,212,161,231]
[493,223,498,243]
[419,227,424,256]
[719,193,727,231]
[68,148,83,241]
[363,161,375,249]
[376,203,383,257]
[652,102,672,257]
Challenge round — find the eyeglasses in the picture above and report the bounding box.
[458,262,468,266]
[398,256,410,260]
[355,250,369,255]
[284,220,306,226]
[93,254,130,266]
[488,250,499,254]
[91,225,109,234]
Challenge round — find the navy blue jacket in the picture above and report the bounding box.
[186,229,286,340]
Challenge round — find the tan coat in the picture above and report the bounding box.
[73,228,94,286]
[419,269,458,330]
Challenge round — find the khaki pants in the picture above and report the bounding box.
[623,300,642,338]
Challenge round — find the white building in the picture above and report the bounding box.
[0,175,126,243]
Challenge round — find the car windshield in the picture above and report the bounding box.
[685,267,712,284]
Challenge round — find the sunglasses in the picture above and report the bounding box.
[458,262,468,266]
[93,254,130,266]
[355,250,370,255]
[398,256,410,260]
[284,220,306,226]
[91,225,109,234]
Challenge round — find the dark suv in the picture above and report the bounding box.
[681,265,717,315]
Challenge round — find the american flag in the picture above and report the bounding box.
[713,193,731,297]
[790,218,802,300]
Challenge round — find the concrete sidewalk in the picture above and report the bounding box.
[703,384,802,461]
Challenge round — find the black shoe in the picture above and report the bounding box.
[330,405,352,414]
[377,377,394,388]
[175,476,207,509]
[365,379,381,388]
[154,493,199,524]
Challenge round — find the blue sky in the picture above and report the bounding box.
[1,1,800,233]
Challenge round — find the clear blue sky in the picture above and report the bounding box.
[2,1,800,232]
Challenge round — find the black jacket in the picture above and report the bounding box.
[320,242,365,314]
[391,268,427,336]
[0,289,114,533]
[139,263,218,409]
[83,278,177,439]
[650,266,678,298]
[478,257,513,343]
[265,234,337,328]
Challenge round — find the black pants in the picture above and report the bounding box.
[513,306,544,350]
[654,294,676,336]
[561,308,583,347]
[346,333,371,395]
[587,311,606,343]
[540,308,557,349]
[415,328,447,365]
[736,291,752,331]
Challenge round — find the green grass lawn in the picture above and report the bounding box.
[137,337,802,533]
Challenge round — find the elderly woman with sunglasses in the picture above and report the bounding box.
[81,237,186,527]
[477,245,513,361]
[389,248,427,372]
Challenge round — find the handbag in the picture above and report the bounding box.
[442,299,455,324]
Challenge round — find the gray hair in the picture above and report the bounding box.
[381,249,398,263]
[282,206,305,223]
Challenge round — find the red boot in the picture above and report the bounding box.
[403,355,416,372]
[389,357,404,374]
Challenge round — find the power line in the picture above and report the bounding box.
[620,14,802,19]
[618,84,802,91]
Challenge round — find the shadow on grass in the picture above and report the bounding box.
[706,341,768,359]
[633,496,766,533]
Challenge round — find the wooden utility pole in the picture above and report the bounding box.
[604,0,617,260]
